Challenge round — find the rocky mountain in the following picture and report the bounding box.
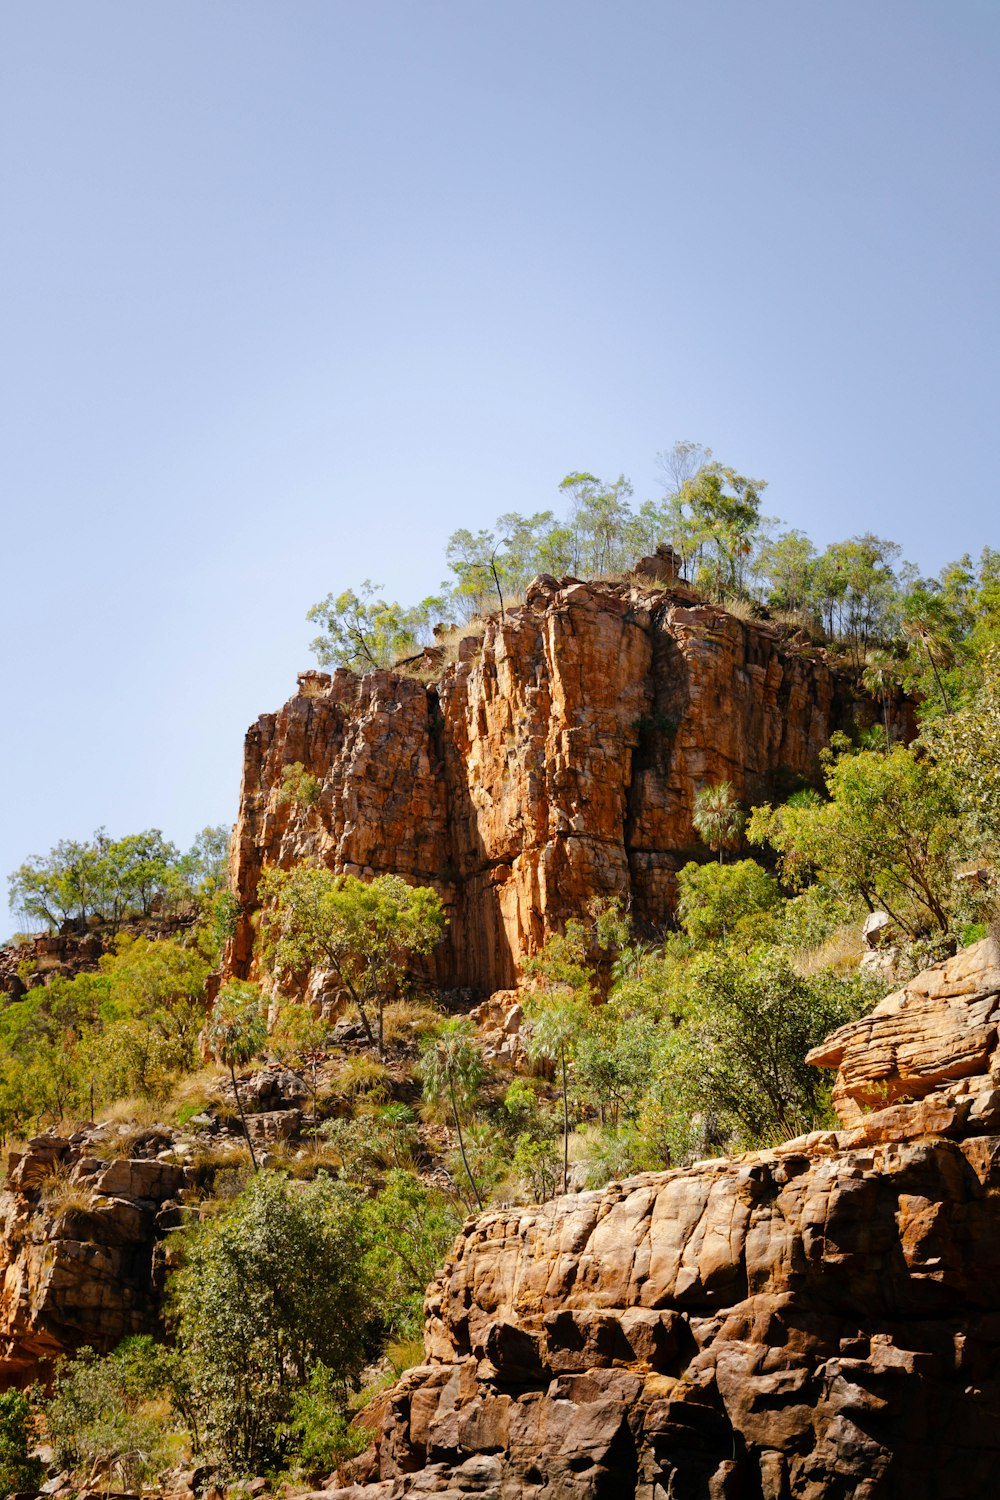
[326,938,1000,1500]
[225,575,899,996]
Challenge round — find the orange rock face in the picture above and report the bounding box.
[226,578,880,994]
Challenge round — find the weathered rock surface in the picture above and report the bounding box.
[807,937,1000,1126]
[328,941,1000,1499]
[227,578,898,995]
[0,1128,189,1385]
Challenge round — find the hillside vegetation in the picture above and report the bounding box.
[2,451,999,1488]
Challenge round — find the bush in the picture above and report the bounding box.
[653,946,874,1147]
[0,1390,43,1495]
[675,858,782,945]
[170,1171,373,1473]
[42,1337,183,1491]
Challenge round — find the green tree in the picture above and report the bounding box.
[811,534,902,661]
[307,580,447,671]
[42,1338,182,1493]
[761,529,818,613]
[205,982,268,1171]
[677,463,766,597]
[861,648,902,745]
[171,1172,372,1473]
[272,1001,330,1116]
[675,858,782,944]
[923,644,1000,847]
[557,471,636,576]
[692,782,746,863]
[418,1018,486,1210]
[0,1390,44,1495]
[654,947,872,1145]
[524,920,595,1194]
[177,825,232,895]
[363,1169,463,1336]
[259,868,446,1055]
[748,743,961,937]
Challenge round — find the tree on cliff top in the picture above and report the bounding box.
[258,867,446,1055]
[307,580,447,672]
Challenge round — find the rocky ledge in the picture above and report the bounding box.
[328,939,1000,1499]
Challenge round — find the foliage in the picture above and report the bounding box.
[923,644,1000,846]
[524,920,595,1194]
[749,743,962,936]
[259,867,447,1054]
[0,1389,43,1496]
[42,1337,184,1491]
[278,761,323,808]
[653,947,873,1146]
[307,580,447,671]
[675,858,782,944]
[692,782,746,862]
[280,1362,371,1483]
[272,1001,330,1114]
[418,1018,486,1209]
[170,1171,372,1473]
[8,824,231,932]
[205,982,268,1171]
[362,1169,463,1337]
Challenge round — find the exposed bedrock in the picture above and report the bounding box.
[328,939,1000,1500]
[226,577,894,994]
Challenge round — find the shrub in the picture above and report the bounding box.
[42,1338,183,1491]
[0,1390,43,1495]
[170,1171,373,1473]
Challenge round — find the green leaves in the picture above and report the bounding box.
[259,867,447,1054]
[749,743,961,937]
[692,782,746,862]
[170,1172,372,1472]
[306,579,446,671]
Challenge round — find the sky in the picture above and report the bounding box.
[2,1,998,931]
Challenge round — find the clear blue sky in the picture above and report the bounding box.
[2,1,998,930]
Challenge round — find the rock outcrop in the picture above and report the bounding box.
[328,939,1000,1500]
[227,578,896,995]
[0,1128,186,1385]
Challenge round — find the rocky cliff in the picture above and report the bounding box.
[226,577,886,995]
[328,938,1000,1500]
[0,1128,186,1386]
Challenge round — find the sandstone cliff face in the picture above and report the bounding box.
[330,940,1000,1500]
[227,578,879,994]
[0,1130,185,1386]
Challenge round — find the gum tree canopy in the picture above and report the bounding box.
[258,867,446,1054]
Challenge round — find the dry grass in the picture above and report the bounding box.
[166,1064,227,1122]
[89,1124,152,1159]
[771,608,825,643]
[38,1161,95,1216]
[795,922,866,976]
[381,997,443,1046]
[98,1096,165,1129]
[717,595,761,623]
[329,1054,392,1101]
[1,1140,29,1184]
[387,1337,425,1376]
[430,618,487,666]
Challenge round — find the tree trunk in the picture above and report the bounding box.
[561,1048,570,1196]
[231,1061,259,1172]
[451,1091,483,1211]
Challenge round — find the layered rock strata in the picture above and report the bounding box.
[0,1129,186,1385]
[329,940,1000,1500]
[227,578,890,995]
